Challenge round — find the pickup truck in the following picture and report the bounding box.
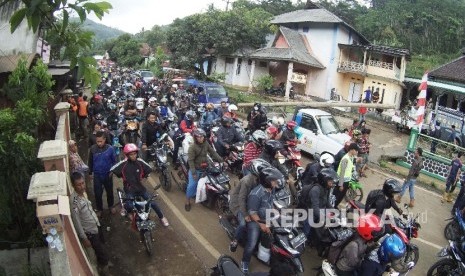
[293,108,351,157]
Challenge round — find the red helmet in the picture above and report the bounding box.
[94,94,103,100]
[266,126,278,138]
[287,121,297,130]
[123,143,138,155]
[356,214,384,241]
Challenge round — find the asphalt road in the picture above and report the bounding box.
[144,115,451,276]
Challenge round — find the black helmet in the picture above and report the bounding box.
[317,168,338,187]
[383,178,402,198]
[193,129,206,138]
[264,140,284,156]
[222,116,234,126]
[249,158,271,176]
[258,167,284,189]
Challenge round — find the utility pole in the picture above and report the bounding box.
[223,0,231,11]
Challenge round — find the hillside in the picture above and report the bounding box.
[70,18,126,41]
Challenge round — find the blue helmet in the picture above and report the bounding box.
[379,234,406,263]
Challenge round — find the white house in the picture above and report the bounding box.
[0,1,40,74]
[212,3,409,108]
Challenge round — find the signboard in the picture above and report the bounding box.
[291,72,307,84]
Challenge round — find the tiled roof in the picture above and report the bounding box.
[270,8,369,44]
[250,27,324,69]
[429,55,465,84]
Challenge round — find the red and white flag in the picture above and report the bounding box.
[416,72,428,131]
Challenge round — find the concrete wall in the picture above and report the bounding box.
[0,3,38,55]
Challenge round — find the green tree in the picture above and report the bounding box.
[144,25,167,49]
[106,34,142,67]
[5,0,112,89]
[166,5,274,73]
[149,46,168,78]
[0,58,53,242]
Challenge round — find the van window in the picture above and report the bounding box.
[300,115,318,132]
[316,115,341,135]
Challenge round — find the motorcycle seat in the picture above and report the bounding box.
[221,259,244,276]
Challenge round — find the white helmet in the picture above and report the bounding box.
[148,97,157,103]
[271,116,279,125]
[277,117,285,126]
[228,104,238,112]
[319,153,335,167]
[251,130,267,146]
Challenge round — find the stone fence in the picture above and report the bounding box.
[27,102,95,275]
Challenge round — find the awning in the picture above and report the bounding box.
[0,53,36,73]
[47,68,71,76]
[405,77,465,94]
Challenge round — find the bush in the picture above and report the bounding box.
[253,74,273,92]
[206,72,227,83]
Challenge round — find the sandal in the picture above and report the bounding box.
[184,203,191,212]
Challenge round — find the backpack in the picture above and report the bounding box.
[297,183,318,208]
[327,230,357,265]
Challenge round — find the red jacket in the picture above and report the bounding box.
[243,142,263,168]
[359,106,367,115]
[180,120,196,133]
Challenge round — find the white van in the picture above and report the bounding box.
[293,108,351,157]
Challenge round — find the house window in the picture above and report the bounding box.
[236,58,242,75]
[302,26,309,33]
[248,59,253,65]
[259,61,267,67]
[225,57,234,64]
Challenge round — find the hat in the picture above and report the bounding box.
[348,142,360,152]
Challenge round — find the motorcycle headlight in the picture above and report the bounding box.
[138,212,149,221]
[159,155,167,163]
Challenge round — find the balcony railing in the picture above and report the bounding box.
[368,60,393,70]
[338,61,366,73]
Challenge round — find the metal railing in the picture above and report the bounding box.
[416,132,465,159]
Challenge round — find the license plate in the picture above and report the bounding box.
[290,232,306,249]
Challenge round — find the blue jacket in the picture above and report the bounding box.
[88,144,116,176]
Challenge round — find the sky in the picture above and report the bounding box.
[88,0,232,34]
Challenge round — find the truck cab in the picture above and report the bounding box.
[293,108,351,157]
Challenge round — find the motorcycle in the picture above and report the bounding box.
[427,239,465,276]
[171,133,194,192]
[263,83,295,99]
[347,200,420,273]
[147,133,172,192]
[135,97,145,113]
[444,207,465,241]
[116,187,159,256]
[198,162,231,216]
[283,140,302,179]
[210,255,244,276]
[225,141,244,177]
[123,115,139,144]
[344,172,364,202]
[219,197,307,273]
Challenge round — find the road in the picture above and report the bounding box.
[95,113,451,275]
[146,115,450,276]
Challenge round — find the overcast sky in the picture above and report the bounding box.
[88,0,232,34]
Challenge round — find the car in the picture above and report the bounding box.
[293,107,351,157]
[197,81,229,106]
[137,70,154,83]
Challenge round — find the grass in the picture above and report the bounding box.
[379,160,388,168]
[225,87,266,104]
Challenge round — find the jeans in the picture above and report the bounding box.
[446,177,458,193]
[453,182,465,211]
[234,211,247,242]
[187,169,203,198]
[430,140,438,154]
[400,178,416,199]
[124,191,164,219]
[93,174,114,211]
[242,221,261,263]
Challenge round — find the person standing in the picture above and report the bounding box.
[334,143,359,207]
[70,172,110,274]
[447,125,458,145]
[68,140,89,175]
[78,95,89,139]
[429,121,441,154]
[398,147,423,207]
[88,131,116,217]
[359,100,368,121]
[442,152,464,203]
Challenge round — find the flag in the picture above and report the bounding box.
[416,72,428,131]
